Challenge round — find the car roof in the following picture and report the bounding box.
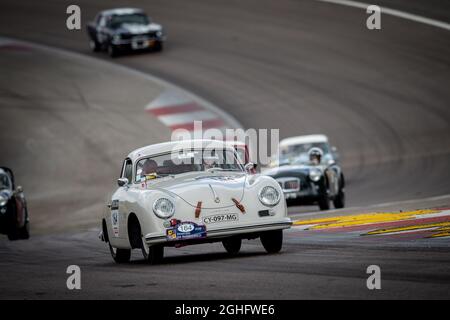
[127,139,236,161]
[100,8,145,16]
[280,134,329,147]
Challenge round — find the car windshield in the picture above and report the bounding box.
[135,149,244,182]
[0,174,10,190]
[109,13,149,28]
[279,142,330,165]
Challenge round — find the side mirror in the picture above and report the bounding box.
[244,162,256,173]
[331,146,337,153]
[117,178,129,187]
[16,186,23,193]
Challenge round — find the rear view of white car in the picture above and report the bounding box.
[100,139,291,264]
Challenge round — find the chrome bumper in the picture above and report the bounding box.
[145,219,292,245]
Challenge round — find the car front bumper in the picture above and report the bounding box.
[144,218,292,246]
[112,36,165,49]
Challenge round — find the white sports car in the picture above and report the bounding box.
[101,139,292,263]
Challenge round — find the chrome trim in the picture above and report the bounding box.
[208,183,220,203]
[144,221,292,242]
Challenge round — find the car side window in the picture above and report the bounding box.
[99,15,107,27]
[123,159,133,183]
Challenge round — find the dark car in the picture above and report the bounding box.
[0,167,30,240]
[264,135,345,211]
[87,8,165,57]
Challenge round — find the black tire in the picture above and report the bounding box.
[6,202,19,241]
[107,44,119,57]
[142,244,164,264]
[18,221,30,239]
[154,41,163,52]
[89,39,101,52]
[260,230,283,254]
[109,243,131,263]
[222,237,242,255]
[333,188,345,209]
[318,194,330,211]
[7,229,19,241]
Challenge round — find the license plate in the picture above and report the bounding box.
[203,213,238,224]
[166,221,207,241]
[132,39,150,49]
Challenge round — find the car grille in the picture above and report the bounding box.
[277,178,300,192]
[121,32,157,40]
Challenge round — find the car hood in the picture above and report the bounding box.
[116,23,161,35]
[146,171,247,209]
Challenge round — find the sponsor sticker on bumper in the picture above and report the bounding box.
[166,221,207,241]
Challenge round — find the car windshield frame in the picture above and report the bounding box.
[134,148,244,183]
[108,13,149,28]
[0,173,11,190]
[279,142,331,165]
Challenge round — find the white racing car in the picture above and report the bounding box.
[100,139,292,264]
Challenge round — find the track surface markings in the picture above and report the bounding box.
[146,89,227,133]
[293,209,450,239]
[315,0,450,31]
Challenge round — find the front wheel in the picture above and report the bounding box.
[260,230,283,254]
[222,237,241,255]
[18,221,30,239]
[142,243,164,264]
[109,243,131,263]
[107,44,119,57]
[318,194,330,211]
[154,41,163,52]
[89,39,101,52]
[333,188,345,209]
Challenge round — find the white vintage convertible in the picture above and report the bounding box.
[101,139,291,263]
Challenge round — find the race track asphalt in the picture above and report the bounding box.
[0,0,449,299]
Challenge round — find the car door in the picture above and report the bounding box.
[109,158,133,239]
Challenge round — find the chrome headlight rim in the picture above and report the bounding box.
[309,168,322,182]
[152,197,175,219]
[258,185,281,207]
[112,34,121,43]
[0,194,8,207]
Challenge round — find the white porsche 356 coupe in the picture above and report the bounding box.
[100,139,291,264]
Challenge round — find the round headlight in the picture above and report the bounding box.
[0,194,8,207]
[258,186,280,207]
[309,168,322,182]
[156,30,163,37]
[152,198,175,219]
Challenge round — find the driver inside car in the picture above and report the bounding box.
[308,147,323,166]
[142,159,158,176]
